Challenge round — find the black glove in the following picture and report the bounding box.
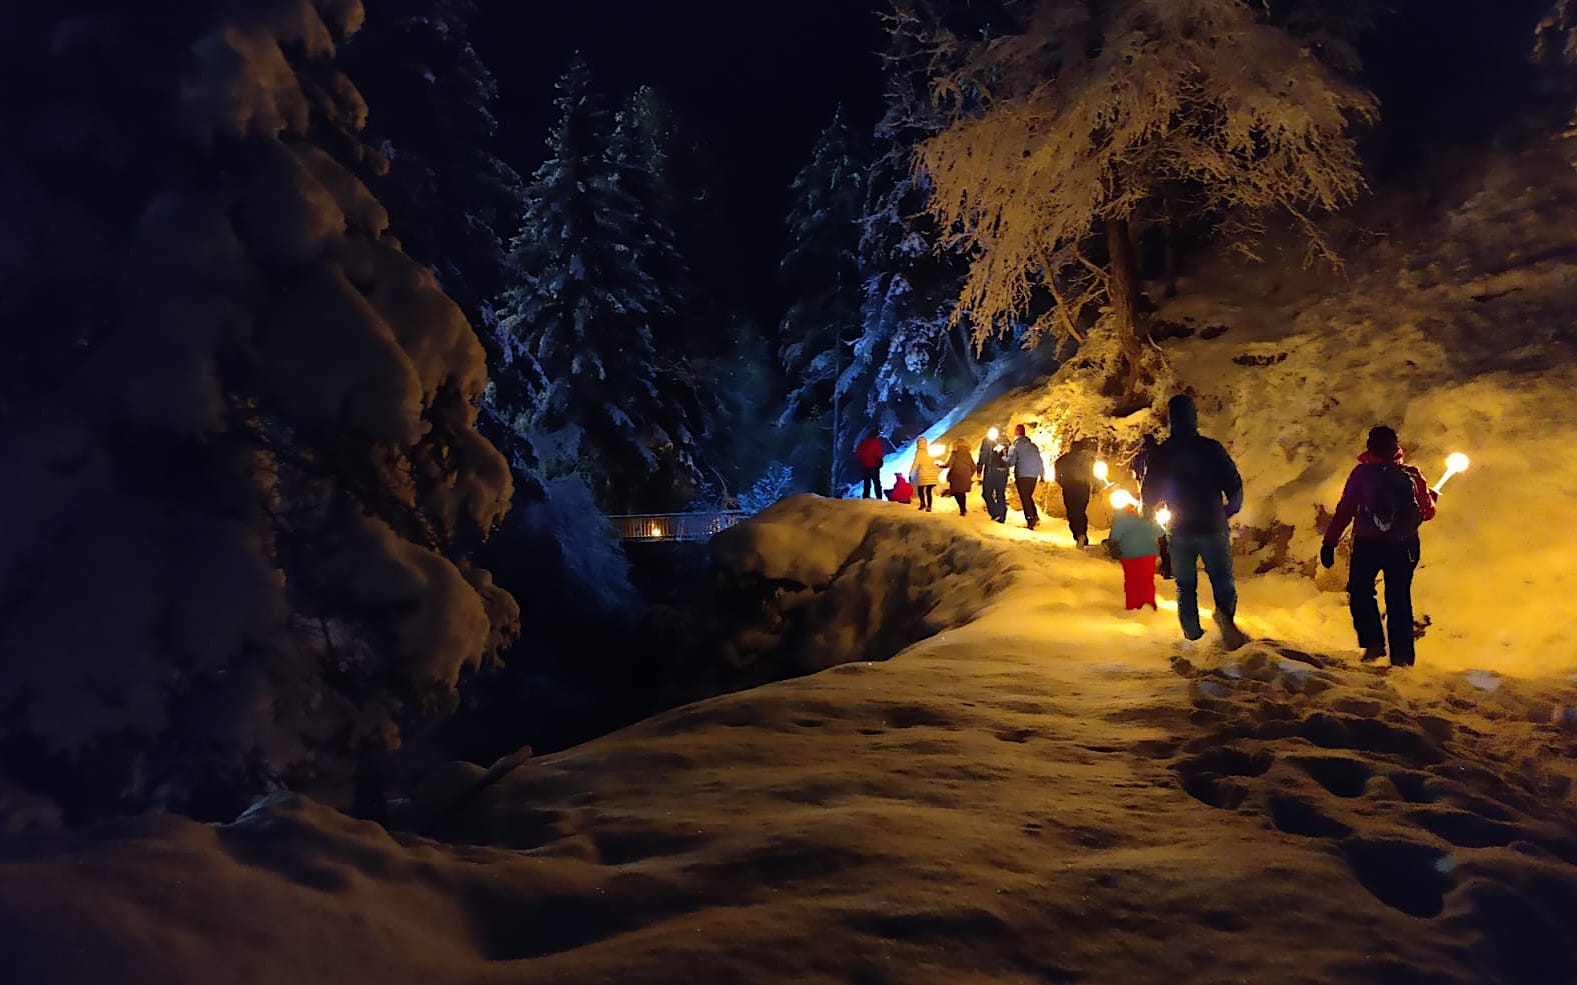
[1319,543,1336,569]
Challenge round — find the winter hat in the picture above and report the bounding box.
[1014,424,1027,436]
[1366,426,1400,457]
[1167,394,1198,436]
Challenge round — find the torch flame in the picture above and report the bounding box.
[988,427,1000,443]
[1433,452,1471,493]
[1156,507,1172,528]
[1109,488,1137,510]
[1093,460,1109,482]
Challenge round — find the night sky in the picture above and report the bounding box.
[475,0,886,307]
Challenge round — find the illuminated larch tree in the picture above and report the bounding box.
[915,0,1378,392]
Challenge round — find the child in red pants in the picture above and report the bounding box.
[1109,501,1166,610]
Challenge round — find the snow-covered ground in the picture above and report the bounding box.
[3,496,1575,984]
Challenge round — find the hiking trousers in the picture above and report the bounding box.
[1347,537,1420,666]
[1015,477,1040,527]
[1062,482,1092,544]
[981,471,1009,521]
[1121,555,1158,610]
[861,466,882,499]
[1170,531,1237,639]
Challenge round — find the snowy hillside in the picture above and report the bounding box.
[3,497,1575,984]
[935,137,1577,677]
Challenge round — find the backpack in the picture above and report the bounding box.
[1364,463,1422,540]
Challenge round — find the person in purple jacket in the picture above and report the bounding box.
[1320,426,1440,667]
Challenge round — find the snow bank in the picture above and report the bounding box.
[4,497,1575,984]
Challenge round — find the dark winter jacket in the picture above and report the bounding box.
[1054,447,1097,491]
[1324,450,1437,545]
[1141,399,1243,536]
[946,446,975,495]
[977,438,1010,477]
[1006,436,1044,479]
[856,436,885,470]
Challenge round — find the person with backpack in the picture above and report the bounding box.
[856,431,886,499]
[1005,424,1045,530]
[1141,394,1247,649]
[976,427,1011,523]
[1055,437,1098,548]
[1320,426,1439,667]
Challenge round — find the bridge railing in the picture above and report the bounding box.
[608,511,749,542]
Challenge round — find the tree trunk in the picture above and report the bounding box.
[1106,215,1148,395]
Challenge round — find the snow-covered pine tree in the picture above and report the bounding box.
[494,57,700,512]
[915,0,1378,394]
[777,110,868,492]
[0,0,518,820]
[839,1,987,464]
[343,0,523,329]
[610,89,714,496]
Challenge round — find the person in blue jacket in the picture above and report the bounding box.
[1005,424,1045,530]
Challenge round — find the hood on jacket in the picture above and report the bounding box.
[1167,394,1198,438]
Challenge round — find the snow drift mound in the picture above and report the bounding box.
[667,494,1026,697]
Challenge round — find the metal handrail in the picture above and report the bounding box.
[607,511,749,542]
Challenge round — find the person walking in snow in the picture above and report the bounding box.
[887,471,913,504]
[1141,394,1247,649]
[909,436,941,513]
[856,431,886,500]
[1005,424,1045,530]
[945,440,975,515]
[1129,433,1171,579]
[1110,499,1166,611]
[1319,426,1439,668]
[1055,437,1099,548]
[976,427,1011,523]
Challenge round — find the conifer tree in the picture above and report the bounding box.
[343,0,524,328]
[0,0,517,819]
[839,1,986,459]
[777,110,868,491]
[916,0,1378,393]
[495,57,700,512]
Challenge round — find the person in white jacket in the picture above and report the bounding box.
[909,436,942,512]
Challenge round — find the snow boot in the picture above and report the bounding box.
[1360,646,1386,663]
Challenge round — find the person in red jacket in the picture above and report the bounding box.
[855,431,886,499]
[887,471,913,504]
[1320,426,1439,667]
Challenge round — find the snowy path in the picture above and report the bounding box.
[3,498,1576,984]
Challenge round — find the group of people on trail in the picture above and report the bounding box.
[853,392,1445,667]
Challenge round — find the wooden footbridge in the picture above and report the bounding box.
[608,511,748,543]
